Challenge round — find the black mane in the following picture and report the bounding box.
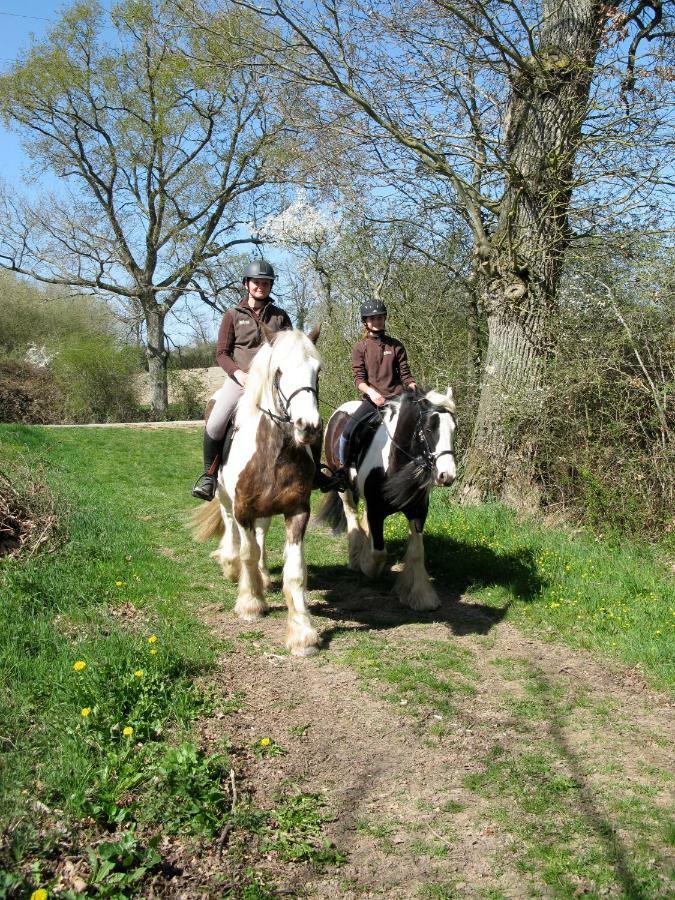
[382,389,435,508]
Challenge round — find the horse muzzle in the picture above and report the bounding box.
[434,463,456,486]
[294,419,321,446]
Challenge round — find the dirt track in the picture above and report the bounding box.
[159,546,674,898]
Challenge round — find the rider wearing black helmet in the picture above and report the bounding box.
[192,259,291,501]
[321,298,417,492]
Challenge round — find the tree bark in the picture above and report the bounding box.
[460,0,608,505]
[145,303,169,418]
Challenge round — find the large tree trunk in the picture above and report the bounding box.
[460,0,608,506]
[145,303,169,419]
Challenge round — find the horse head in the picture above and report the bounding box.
[419,386,457,486]
[261,328,322,446]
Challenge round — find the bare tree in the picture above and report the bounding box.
[0,0,291,415]
[217,0,673,504]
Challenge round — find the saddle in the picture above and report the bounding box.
[349,411,380,469]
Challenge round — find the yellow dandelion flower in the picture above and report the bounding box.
[81,707,91,717]
[30,890,48,900]
[115,580,125,587]
[260,737,271,747]
[149,648,158,655]
[123,726,134,737]
[550,602,560,609]
[134,670,144,678]
[148,635,158,644]
[73,660,86,672]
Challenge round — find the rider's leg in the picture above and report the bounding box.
[319,400,376,492]
[192,378,243,501]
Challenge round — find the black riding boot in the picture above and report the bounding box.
[192,432,222,501]
[310,438,335,492]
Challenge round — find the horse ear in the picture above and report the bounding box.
[307,323,321,345]
[446,385,454,402]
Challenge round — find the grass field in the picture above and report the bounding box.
[1,423,672,898]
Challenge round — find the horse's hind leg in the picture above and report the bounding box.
[255,518,272,591]
[394,520,439,611]
[210,495,240,582]
[283,510,320,657]
[234,524,268,621]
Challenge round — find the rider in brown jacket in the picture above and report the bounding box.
[192,260,291,501]
[323,298,417,492]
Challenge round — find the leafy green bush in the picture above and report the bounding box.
[52,340,145,423]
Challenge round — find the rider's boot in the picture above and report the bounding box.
[317,432,350,493]
[192,432,222,501]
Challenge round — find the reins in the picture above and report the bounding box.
[379,398,456,471]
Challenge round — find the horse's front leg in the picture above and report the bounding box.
[283,509,320,657]
[394,517,440,611]
[233,522,269,621]
[255,517,272,591]
[211,489,240,582]
[360,503,387,578]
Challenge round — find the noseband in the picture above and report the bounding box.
[259,370,319,426]
[412,402,456,472]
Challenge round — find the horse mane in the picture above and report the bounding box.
[236,329,320,423]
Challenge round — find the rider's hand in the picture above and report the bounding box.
[234,369,248,387]
[369,388,386,407]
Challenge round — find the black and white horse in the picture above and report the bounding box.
[317,388,456,610]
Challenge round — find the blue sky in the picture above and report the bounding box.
[1,4,57,182]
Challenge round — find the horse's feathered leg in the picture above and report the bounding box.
[394,519,439,611]
[255,518,271,591]
[234,524,268,621]
[341,488,368,572]
[283,510,320,656]
[210,491,240,582]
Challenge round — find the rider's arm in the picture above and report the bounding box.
[216,310,240,380]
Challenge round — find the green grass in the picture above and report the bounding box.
[1,424,673,897]
[384,496,674,691]
[0,425,342,896]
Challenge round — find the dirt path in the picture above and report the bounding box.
[162,537,674,898]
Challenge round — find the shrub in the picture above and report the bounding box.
[51,340,145,423]
[0,359,65,424]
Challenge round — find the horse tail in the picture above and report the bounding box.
[190,497,225,542]
[313,490,347,534]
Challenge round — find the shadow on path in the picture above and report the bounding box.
[305,526,546,648]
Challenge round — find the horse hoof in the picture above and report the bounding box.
[290,644,320,657]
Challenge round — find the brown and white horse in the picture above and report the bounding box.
[317,388,456,611]
[191,327,323,656]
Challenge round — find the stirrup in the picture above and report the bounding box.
[192,473,217,501]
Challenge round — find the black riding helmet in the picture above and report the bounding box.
[360,298,387,320]
[242,259,275,284]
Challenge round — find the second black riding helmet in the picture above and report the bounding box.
[242,259,275,283]
[360,298,387,320]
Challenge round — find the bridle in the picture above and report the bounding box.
[258,369,319,426]
[386,398,456,472]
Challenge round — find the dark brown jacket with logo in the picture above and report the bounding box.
[351,332,415,399]
[216,299,292,379]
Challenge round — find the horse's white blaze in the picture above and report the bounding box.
[283,541,319,656]
[424,389,456,486]
[394,526,440,611]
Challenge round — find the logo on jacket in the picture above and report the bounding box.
[383,349,393,355]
